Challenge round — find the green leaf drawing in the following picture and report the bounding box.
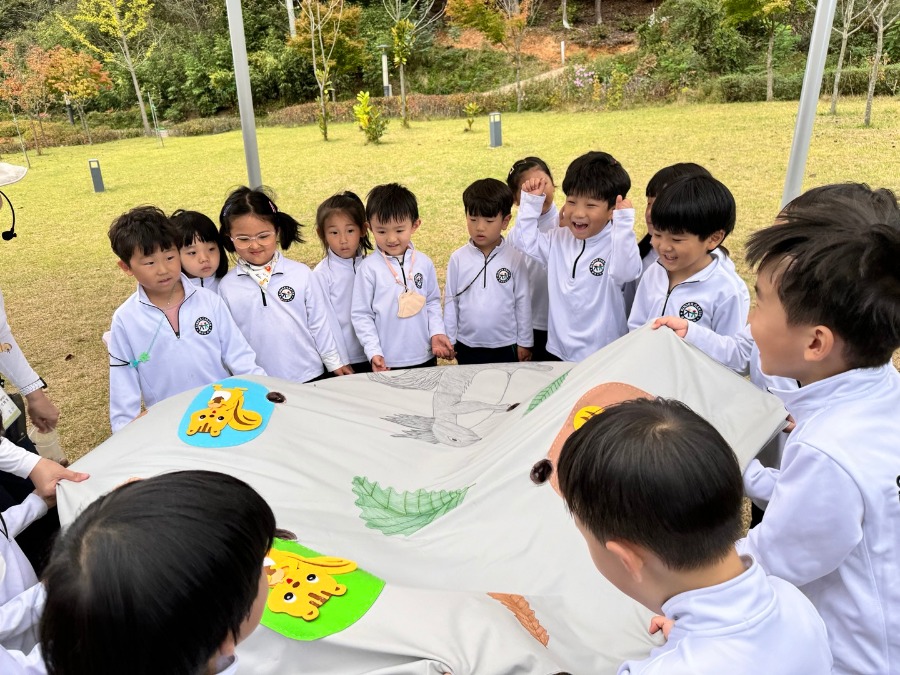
[352,476,470,537]
[525,370,571,414]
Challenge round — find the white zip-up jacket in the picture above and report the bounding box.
[628,249,749,335]
[509,191,641,361]
[0,493,44,608]
[186,275,220,293]
[108,276,264,432]
[351,245,445,368]
[444,238,532,348]
[219,256,343,383]
[507,203,559,331]
[0,288,41,393]
[737,364,900,675]
[314,251,367,365]
[618,556,832,674]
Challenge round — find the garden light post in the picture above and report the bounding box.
[226,0,263,189]
[379,44,392,98]
[489,112,502,148]
[781,0,838,207]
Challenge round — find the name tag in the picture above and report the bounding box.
[0,389,21,430]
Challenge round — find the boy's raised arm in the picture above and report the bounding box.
[607,196,641,285]
[508,182,552,266]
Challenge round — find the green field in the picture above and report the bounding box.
[2,96,898,460]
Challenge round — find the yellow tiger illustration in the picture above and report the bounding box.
[186,385,262,437]
[264,549,357,621]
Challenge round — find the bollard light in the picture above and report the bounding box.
[379,44,392,98]
[88,159,105,193]
[489,112,502,148]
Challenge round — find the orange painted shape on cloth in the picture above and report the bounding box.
[488,592,550,647]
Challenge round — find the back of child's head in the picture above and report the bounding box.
[747,195,900,369]
[108,206,179,264]
[171,209,229,279]
[40,470,276,675]
[650,174,736,243]
[315,191,373,256]
[780,182,900,227]
[561,151,630,207]
[366,183,419,224]
[463,178,514,218]
[219,186,303,253]
[645,162,712,199]
[557,398,743,571]
[506,156,554,192]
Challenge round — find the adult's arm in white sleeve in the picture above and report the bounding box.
[0,288,41,393]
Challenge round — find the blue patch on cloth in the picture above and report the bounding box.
[178,378,273,448]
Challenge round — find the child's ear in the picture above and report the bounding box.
[501,214,512,230]
[706,229,726,250]
[804,325,838,363]
[606,540,645,583]
[410,218,421,233]
[117,260,134,277]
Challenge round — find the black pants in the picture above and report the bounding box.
[455,342,517,365]
[349,360,373,374]
[402,357,437,369]
[530,329,552,362]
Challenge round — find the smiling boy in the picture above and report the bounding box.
[511,151,641,361]
[443,178,532,365]
[351,184,453,371]
[107,206,263,432]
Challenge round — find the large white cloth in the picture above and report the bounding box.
[59,327,788,674]
[627,249,749,335]
[737,364,900,675]
[618,556,832,674]
[219,256,341,382]
[109,276,264,432]
[508,191,641,361]
[443,238,532,348]
[313,251,367,366]
[508,203,559,332]
[351,245,445,368]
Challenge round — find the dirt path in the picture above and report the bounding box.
[492,66,567,94]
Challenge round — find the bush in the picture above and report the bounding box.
[712,64,900,102]
[0,120,143,154]
[167,117,243,137]
[352,91,388,143]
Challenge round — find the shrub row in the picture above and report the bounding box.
[710,65,900,103]
[0,121,144,155]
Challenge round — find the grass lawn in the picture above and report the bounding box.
[1,96,898,461]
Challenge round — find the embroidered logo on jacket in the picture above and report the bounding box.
[496,268,512,283]
[589,258,606,276]
[679,302,703,322]
[414,272,424,289]
[278,286,296,303]
[194,317,213,335]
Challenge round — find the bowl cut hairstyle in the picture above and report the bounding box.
[463,178,514,218]
[366,183,419,225]
[506,156,554,193]
[108,205,179,264]
[561,151,630,208]
[650,174,736,241]
[557,398,744,571]
[218,185,303,253]
[645,162,712,199]
[171,209,230,279]
[40,470,276,675]
[781,182,899,227]
[746,198,900,369]
[315,191,373,256]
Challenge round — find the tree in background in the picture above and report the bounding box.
[57,0,155,135]
[0,41,32,163]
[46,47,112,143]
[724,0,795,101]
[447,0,532,112]
[824,0,870,113]
[0,42,51,155]
[383,0,444,128]
[864,0,900,125]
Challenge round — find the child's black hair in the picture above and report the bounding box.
[746,196,900,369]
[40,470,275,675]
[366,183,419,225]
[108,206,179,264]
[315,191,373,256]
[463,178,514,218]
[219,186,303,252]
[780,182,900,227]
[557,398,743,571]
[641,163,713,258]
[171,209,229,279]
[651,175,736,256]
[506,156,554,193]
[560,151,630,208]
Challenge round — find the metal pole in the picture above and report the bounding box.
[561,41,565,66]
[226,0,263,189]
[379,46,391,98]
[781,0,838,207]
[286,0,297,39]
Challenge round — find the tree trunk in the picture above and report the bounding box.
[830,21,852,114]
[27,115,42,156]
[515,49,522,112]
[78,105,93,145]
[864,14,883,127]
[319,87,329,140]
[400,63,409,128]
[562,0,571,29]
[9,105,30,169]
[766,24,775,102]
[594,0,602,24]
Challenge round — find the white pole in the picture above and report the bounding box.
[381,51,390,97]
[226,0,262,189]
[561,41,565,66]
[286,0,297,39]
[781,0,838,207]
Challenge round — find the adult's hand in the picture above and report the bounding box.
[29,457,89,499]
[25,389,59,432]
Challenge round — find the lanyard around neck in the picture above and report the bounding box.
[379,248,415,288]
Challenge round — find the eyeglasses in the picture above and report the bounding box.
[230,232,276,249]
